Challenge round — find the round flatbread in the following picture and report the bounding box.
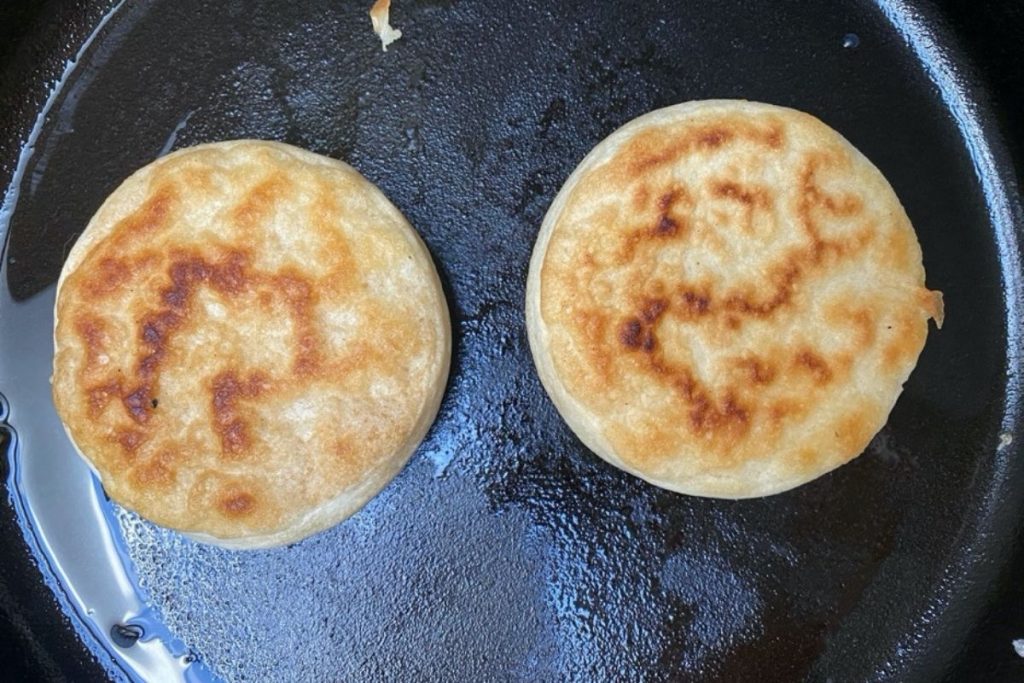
[526,100,943,498]
[53,140,450,548]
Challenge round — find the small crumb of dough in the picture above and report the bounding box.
[370,0,403,52]
[999,432,1013,450]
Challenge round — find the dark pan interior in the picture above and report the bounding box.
[1,0,1023,681]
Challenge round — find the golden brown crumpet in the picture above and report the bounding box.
[526,100,943,499]
[52,140,450,548]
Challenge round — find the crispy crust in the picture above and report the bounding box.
[526,100,942,498]
[52,140,450,548]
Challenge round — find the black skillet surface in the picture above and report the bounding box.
[1,0,1023,680]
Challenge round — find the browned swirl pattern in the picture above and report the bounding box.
[52,141,450,546]
[528,100,942,498]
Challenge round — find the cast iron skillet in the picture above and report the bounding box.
[1,0,1023,680]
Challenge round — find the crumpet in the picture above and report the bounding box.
[53,140,450,548]
[526,100,943,498]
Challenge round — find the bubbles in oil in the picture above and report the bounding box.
[0,286,198,682]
